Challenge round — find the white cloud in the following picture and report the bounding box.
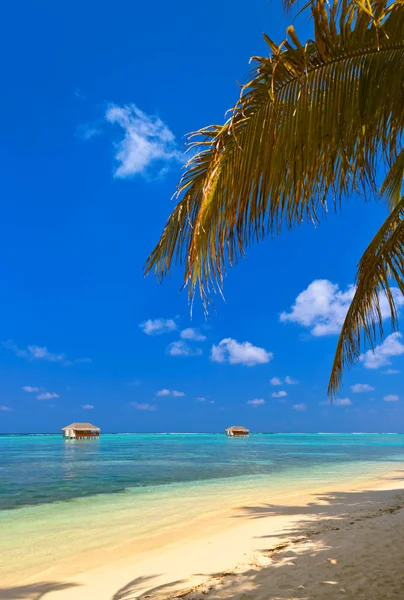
[3,340,64,362]
[0,405,12,412]
[335,397,352,406]
[166,341,202,357]
[270,377,282,386]
[272,391,287,398]
[74,88,86,100]
[2,341,89,366]
[180,328,207,341]
[383,394,399,402]
[82,404,94,410]
[384,369,401,375]
[156,389,185,397]
[211,338,273,367]
[36,392,60,401]
[285,376,299,385]
[247,398,265,407]
[197,397,207,402]
[280,280,404,336]
[293,403,307,411]
[130,402,157,411]
[280,280,354,335]
[22,386,40,393]
[76,122,102,140]
[350,384,375,393]
[105,104,183,178]
[321,397,352,406]
[139,318,177,336]
[360,333,404,369]
[28,346,64,361]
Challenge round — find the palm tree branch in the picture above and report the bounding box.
[146,0,404,309]
[380,147,404,210]
[328,196,404,395]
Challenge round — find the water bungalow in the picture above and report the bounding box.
[225,426,249,437]
[62,422,101,439]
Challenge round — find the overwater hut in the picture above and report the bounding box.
[62,422,101,439]
[225,426,249,437]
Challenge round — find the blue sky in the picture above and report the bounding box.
[0,0,403,433]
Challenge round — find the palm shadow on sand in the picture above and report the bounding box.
[110,485,404,600]
[0,582,80,600]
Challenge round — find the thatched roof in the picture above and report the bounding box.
[225,425,249,433]
[61,422,101,431]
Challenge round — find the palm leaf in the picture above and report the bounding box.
[145,0,404,392]
[146,0,404,310]
[380,147,404,210]
[329,197,404,395]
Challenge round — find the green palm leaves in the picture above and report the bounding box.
[146,0,404,393]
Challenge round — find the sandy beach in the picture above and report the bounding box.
[5,467,404,600]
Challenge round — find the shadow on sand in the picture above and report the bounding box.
[111,484,404,600]
[0,582,80,600]
[112,576,187,600]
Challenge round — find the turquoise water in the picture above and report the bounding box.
[2,433,404,583]
[2,433,404,510]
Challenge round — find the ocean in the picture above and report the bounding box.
[2,433,404,584]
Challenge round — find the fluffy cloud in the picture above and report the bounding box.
[36,392,59,401]
[196,397,214,404]
[180,328,207,341]
[0,405,12,412]
[156,389,185,397]
[22,386,40,393]
[321,397,352,406]
[384,369,401,375]
[247,398,265,407]
[2,341,89,366]
[383,394,399,402]
[350,384,375,393]
[139,318,177,335]
[3,341,64,362]
[272,391,287,398]
[166,341,202,357]
[360,333,404,369]
[105,104,183,178]
[82,404,94,410]
[30,346,63,361]
[293,403,307,411]
[280,280,404,336]
[271,376,298,386]
[76,122,102,140]
[334,397,352,406]
[211,338,273,367]
[130,402,157,411]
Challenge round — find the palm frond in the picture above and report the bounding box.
[328,196,404,395]
[380,147,404,210]
[146,0,404,310]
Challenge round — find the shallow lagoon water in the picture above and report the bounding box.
[1,433,404,582]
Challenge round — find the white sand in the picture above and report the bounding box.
[4,469,404,600]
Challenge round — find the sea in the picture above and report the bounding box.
[2,432,404,583]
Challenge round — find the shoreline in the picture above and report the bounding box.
[9,465,404,600]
